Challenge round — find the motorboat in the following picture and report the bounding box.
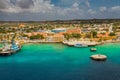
[90,48,97,52]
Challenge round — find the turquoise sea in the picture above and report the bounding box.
[0,43,120,80]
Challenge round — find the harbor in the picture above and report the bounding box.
[0,43,120,80]
[0,0,119,79]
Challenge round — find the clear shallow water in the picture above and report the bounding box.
[0,43,120,80]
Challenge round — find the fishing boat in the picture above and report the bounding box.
[90,48,97,52]
[74,43,88,48]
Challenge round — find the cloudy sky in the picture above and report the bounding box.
[0,0,120,21]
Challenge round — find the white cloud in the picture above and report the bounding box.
[30,0,55,13]
[88,9,96,15]
[0,0,119,20]
[85,0,90,7]
[0,0,90,14]
[0,0,85,16]
[111,6,120,11]
[0,0,19,13]
[99,7,107,12]
[72,2,79,8]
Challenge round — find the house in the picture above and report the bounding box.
[66,27,81,34]
[97,32,109,38]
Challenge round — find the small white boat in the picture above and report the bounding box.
[74,43,88,48]
[90,48,97,52]
[90,54,107,61]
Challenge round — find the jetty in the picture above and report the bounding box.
[62,41,98,47]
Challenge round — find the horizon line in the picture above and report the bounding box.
[0,18,120,22]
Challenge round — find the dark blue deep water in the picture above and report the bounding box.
[0,43,120,80]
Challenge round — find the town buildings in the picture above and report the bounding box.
[0,20,119,42]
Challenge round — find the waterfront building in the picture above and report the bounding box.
[46,34,64,42]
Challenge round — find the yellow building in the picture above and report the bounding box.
[46,34,64,42]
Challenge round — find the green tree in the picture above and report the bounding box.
[63,33,81,40]
[85,33,91,38]
[109,32,115,36]
[71,33,81,39]
[91,31,97,38]
[29,34,44,40]
[22,34,29,37]
[63,33,71,40]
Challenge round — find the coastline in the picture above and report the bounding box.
[0,39,120,47]
[0,40,120,44]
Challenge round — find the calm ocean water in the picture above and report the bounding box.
[0,43,120,80]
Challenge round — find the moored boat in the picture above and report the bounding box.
[90,48,97,52]
[0,51,12,56]
[74,43,88,48]
[0,45,12,56]
[0,41,21,56]
[90,54,107,61]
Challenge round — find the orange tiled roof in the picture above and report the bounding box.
[66,28,81,33]
[97,32,109,37]
[19,24,25,27]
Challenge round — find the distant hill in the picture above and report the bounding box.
[0,19,120,24]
